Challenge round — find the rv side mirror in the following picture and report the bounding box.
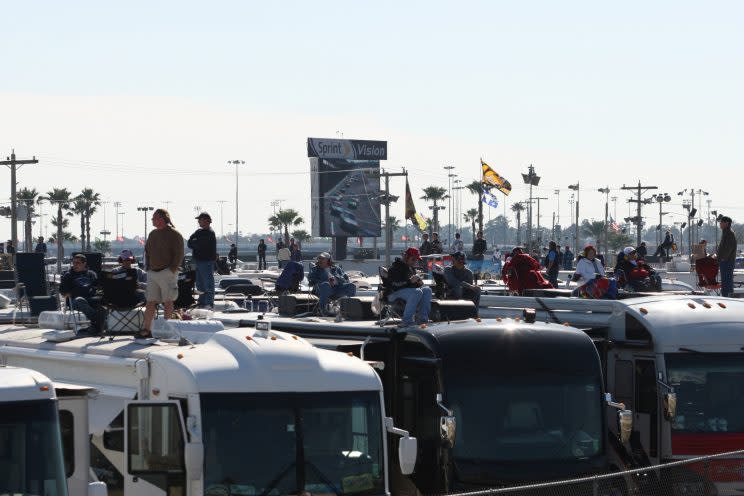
[398,436,418,475]
[440,415,457,448]
[88,482,107,496]
[664,392,677,421]
[617,409,633,444]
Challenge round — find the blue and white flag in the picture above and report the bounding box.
[482,190,500,208]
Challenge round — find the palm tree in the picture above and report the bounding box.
[421,186,448,235]
[72,197,87,251]
[78,188,101,252]
[463,209,478,242]
[291,229,311,244]
[581,220,606,252]
[41,188,74,273]
[268,209,304,245]
[466,180,489,234]
[17,187,40,252]
[511,203,526,246]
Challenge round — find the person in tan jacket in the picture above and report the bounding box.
[139,208,184,338]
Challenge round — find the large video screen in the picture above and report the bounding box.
[311,158,381,237]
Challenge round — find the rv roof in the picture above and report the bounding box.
[0,325,382,394]
[0,365,56,401]
[613,295,744,352]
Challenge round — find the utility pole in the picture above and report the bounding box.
[444,165,454,243]
[622,181,658,248]
[228,160,245,252]
[535,197,548,245]
[114,201,121,240]
[217,200,227,238]
[375,168,407,266]
[0,150,38,253]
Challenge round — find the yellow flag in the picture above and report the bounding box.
[481,159,512,196]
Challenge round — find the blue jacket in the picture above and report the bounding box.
[307,263,349,287]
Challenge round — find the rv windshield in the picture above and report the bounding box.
[201,391,384,496]
[0,400,68,496]
[447,374,604,464]
[667,353,744,432]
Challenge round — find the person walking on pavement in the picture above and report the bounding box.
[715,216,737,297]
[139,209,184,339]
[563,245,574,270]
[188,212,217,309]
[257,239,267,270]
[545,241,561,287]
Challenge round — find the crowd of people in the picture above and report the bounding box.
[34,212,744,336]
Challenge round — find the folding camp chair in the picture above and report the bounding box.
[15,252,57,321]
[695,256,721,295]
[374,266,405,326]
[100,269,145,337]
[174,270,198,313]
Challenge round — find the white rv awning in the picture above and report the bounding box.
[65,383,136,437]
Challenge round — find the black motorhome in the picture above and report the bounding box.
[236,316,633,494]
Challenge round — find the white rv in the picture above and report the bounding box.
[0,365,105,496]
[0,325,416,496]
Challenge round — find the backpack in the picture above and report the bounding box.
[544,249,561,269]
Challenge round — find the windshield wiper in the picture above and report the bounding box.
[260,461,296,496]
[679,347,702,353]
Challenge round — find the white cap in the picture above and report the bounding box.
[623,246,636,255]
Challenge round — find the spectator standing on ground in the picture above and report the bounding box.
[6,240,15,254]
[139,209,184,339]
[450,233,464,254]
[492,246,503,274]
[444,251,481,310]
[563,246,574,270]
[60,254,101,336]
[419,233,433,256]
[431,233,443,254]
[188,212,217,309]
[716,216,737,297]
[636,241,647,259]
[257,239,267,270]
[471,231,487,278]
[545,241,561,287]
[307,252,356,315]
[34,236,47,254]
[228,243,238,268]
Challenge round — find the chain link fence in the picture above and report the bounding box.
[446,449,744,496]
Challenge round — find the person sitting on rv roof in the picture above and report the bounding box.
[573,245,616,299]
[444,251,481,309]
[501,247,552,295]
[113,249,147,303]
[60,253,102,336]
[617,246,662,292]
[307,252,356,316]
[388,247,432,326]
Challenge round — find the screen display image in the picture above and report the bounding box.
[317,158,381,237]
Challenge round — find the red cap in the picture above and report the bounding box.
[404,247,421,260]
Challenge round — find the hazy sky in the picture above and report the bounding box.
[1,1,742,243]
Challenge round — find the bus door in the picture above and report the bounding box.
[612,355,660,465]
[397,347,445,494]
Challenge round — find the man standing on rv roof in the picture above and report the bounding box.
[189,213,217,309]
[139,208,184,339]
[716,215,737,298]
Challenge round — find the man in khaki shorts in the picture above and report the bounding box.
[139,208,184,338]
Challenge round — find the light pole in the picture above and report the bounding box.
[228,160,245,251]
[444,165,455,242]
[118,212,125,240]
[521,165,541,250]
[217,200,226,238]
[653,193,672,247]
[136,206,153,244]
[568,183,580,258]
[598,187,610,256]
